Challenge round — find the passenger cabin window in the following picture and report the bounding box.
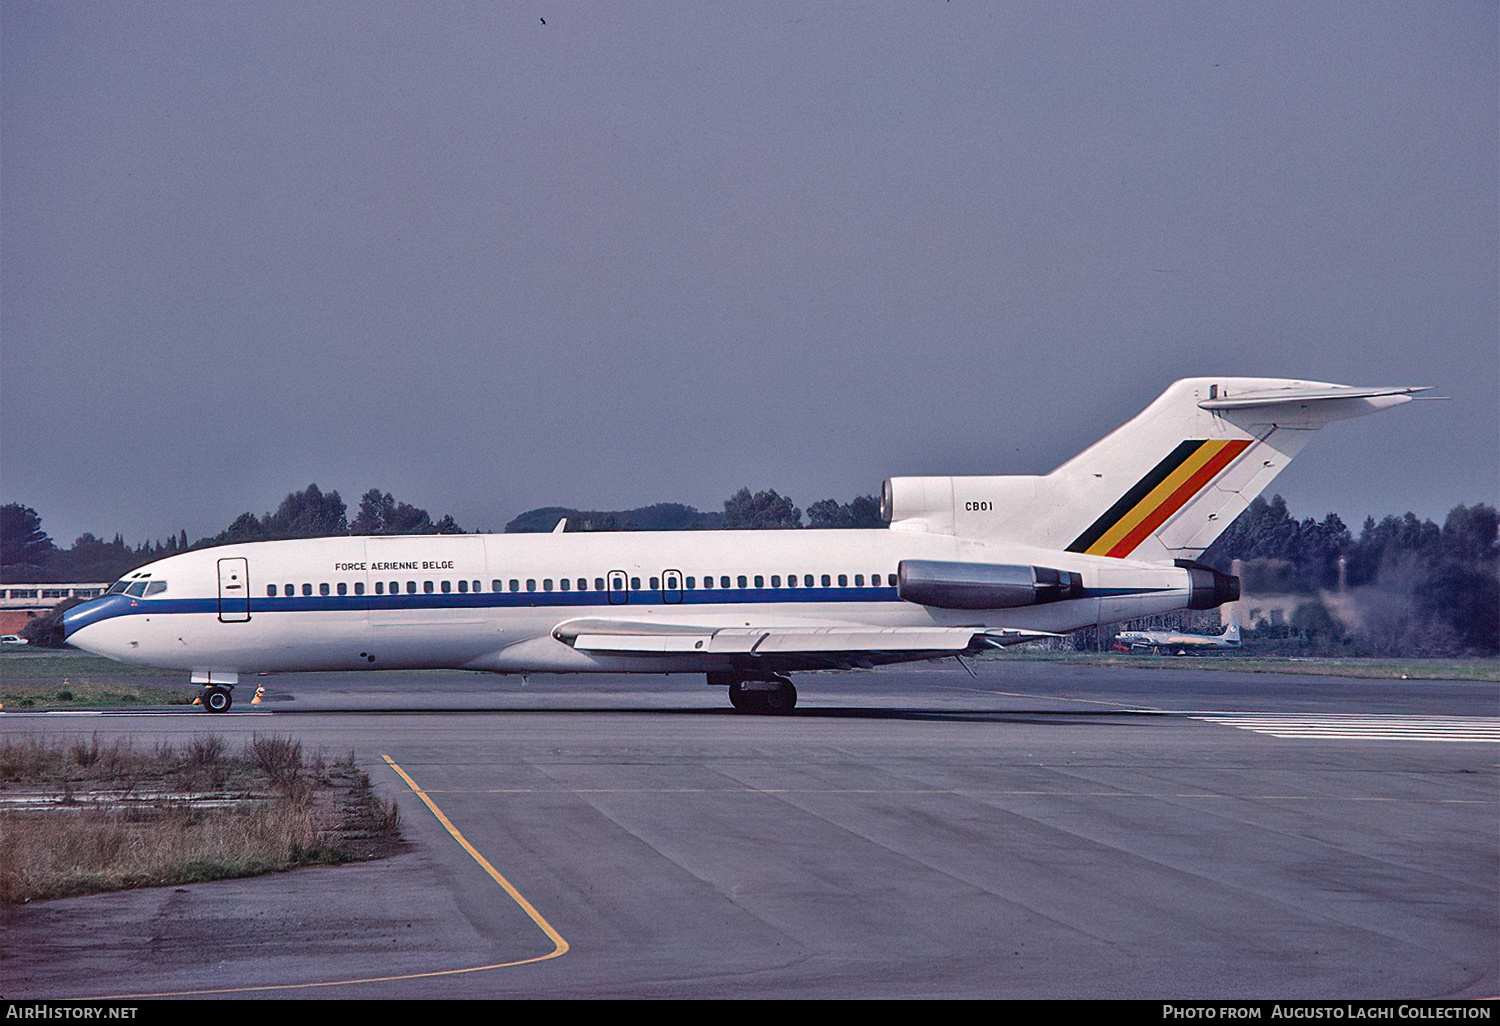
[337,583,348,596]
[631,577,641,590]
[577,579,588,591]
[441,580,451,593]
[543,579,553,592]
[375,582,384,595]
[354,582,364,595]
[458,580,468,593]
[703,576,714,589]
[888,573,897,587]
[493,580,503,592]
[821,575,831,587]
[686,577,696,589]
[650,577,659,590]
[406,581,416,594]
[267,585,278,597]
[594,578,605,591]
[720,576,730,589]
[753,576,763,588]
[804,575,814,587]
[771,575,780,588]
[559,579,569,591]
[854,575,863,587]
[424,581,434,594]
[302,584,313,597]
[320,583,330,596]
[285,583,293,596]
[838,575,847,587]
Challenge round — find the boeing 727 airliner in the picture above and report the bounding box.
[63,378,1424,713]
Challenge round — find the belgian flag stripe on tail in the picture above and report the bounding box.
[1066,439,1251,558]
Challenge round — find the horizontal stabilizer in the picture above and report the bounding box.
[1198,384,1429,411]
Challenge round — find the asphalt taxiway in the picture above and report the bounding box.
[2,660,1495,999]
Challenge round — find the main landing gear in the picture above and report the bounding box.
[192,671,240,713]
[711,672,797,714]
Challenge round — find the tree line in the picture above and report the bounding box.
[0,486,883,585]
[503,489,883,533]
[0,485,465,585]
[1198,495,1497,656]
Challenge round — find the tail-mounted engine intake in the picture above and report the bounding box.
[898,560,1084,610]
[1177,559,1240,610]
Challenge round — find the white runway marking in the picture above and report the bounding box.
[1194,712,1500,743]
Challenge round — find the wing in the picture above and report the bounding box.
[551,617,1054,669]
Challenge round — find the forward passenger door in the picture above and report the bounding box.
[217,558,250,623]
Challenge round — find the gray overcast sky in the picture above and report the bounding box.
[3,2,1496,547]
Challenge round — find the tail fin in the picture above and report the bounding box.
[884,378,1425,562]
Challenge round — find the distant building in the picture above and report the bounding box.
[1222,561,1313,631]
[0,583,109,635]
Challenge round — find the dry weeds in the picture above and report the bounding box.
[0,733,402,904]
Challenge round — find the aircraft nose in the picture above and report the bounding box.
[62,594,131,642]
[61,600,90,642]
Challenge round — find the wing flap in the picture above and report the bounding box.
[554,617,986,656]
[753,627,978,653]
[570,633,714,653]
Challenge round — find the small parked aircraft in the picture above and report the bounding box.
[1116,621,1241,655]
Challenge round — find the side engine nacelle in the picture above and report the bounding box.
[1178,559,1241,610]
[898,560,1085,610]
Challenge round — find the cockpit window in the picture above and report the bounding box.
[107,581,130,595]
[125,581,148,597]
[144,581,167,597]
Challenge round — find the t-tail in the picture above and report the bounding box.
[883,378,1427,563]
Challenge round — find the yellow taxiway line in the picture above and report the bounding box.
[87,754,569,998]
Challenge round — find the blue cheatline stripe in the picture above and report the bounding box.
[65,584,1172,633]
[76,586,903,620]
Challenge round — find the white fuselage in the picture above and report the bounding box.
[65,528,1195,678]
